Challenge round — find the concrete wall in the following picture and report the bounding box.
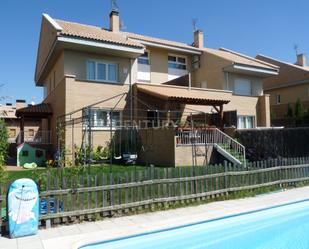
[175,145,214,166]
[138,129,175,166]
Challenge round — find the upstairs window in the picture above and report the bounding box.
[138,52,150,65]
[234,78,252,96]
[137,51,151,82]
[168,55,187,70]
[86,60,119,83]
[276,94,281,104]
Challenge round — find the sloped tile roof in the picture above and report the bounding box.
[122,32,202,52]
[55,19,144,48]
[204,48,279,70]
[16,103,52,117]
[136,84,231,106]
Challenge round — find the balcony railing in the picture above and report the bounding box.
[16,130,52,144]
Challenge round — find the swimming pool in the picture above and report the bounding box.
[80,199,309,249]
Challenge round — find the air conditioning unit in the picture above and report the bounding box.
[192,55,200,70]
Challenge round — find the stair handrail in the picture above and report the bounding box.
[214,128,246,167]
[175,128,246,166]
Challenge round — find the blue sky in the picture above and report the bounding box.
[1,0,309,105]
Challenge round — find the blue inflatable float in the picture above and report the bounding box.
[7,178,39,238]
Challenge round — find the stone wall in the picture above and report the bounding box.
[235,128,309,161]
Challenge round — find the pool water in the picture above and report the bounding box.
[80,199,309,249]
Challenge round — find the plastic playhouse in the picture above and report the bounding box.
[17,142,46,168]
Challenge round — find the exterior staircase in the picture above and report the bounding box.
[176,128,246,166]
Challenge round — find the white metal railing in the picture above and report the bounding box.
[176,128,246,165]
[16,130,52,144]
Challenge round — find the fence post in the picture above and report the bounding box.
[224,161,228,196]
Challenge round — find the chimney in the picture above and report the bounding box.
[193,29,204,49]
[296,53,306,67]
[16,99,26,109]
[109,10,119,32]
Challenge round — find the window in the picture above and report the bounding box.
[234,78,252,96]
[168,55,188,81]
[86,60,119,83]
[237,116,254,129]
[28,129,35,137]
[137,51,151,82]
[138,52,150,65]
[88,109,121,129]
[9,129,16,138]
[276,94,281,104]
[168,55,187,70]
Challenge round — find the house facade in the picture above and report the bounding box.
[256,54,309,122]
[0,100,41,144]
[34,10,278,165]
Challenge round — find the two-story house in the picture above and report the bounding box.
[32,10,279,166]
[256,53,309,123]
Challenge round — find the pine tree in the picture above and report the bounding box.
[294,98,304,125]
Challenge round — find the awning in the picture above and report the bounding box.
[135,84,230,106]
[16,103,52,118]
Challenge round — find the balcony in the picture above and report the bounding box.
[16,130,52,144]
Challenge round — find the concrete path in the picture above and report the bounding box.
[1,186,309,249]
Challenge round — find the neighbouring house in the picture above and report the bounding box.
[0,100,43,163]
[0,100,41,144]
[256,53,309,125]
[33,9,279,166]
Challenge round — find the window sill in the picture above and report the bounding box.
[76,78,122,85]
[83,127,119,131]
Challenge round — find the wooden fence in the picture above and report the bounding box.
[1,157,309,233]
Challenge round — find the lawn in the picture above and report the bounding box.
[5,164,152,185]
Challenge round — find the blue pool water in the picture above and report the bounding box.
[80,199,309,249]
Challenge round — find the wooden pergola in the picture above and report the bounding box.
[15,103,53,144]
[135,84,230,128]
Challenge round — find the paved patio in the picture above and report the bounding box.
[1,186,309,249]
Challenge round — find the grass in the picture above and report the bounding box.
[4,164,153,185]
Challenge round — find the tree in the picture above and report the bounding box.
[0,118,8,182]
[294,98,305,125]
[286,103,293,118]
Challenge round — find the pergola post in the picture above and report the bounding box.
[165,101,171,126]
[219,104,224,130]
[19,116,25,144]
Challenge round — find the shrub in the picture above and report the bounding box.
[286,103,293,118]
[0,118,8,182]
[295,98,304,125]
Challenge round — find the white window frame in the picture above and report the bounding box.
[86,60,119,83]
[138,51,150,65]
[168,54,187,70]
[87,109,122,130]
[237,115,255,129]
[168,54,188,81]
[137,50,151,83]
